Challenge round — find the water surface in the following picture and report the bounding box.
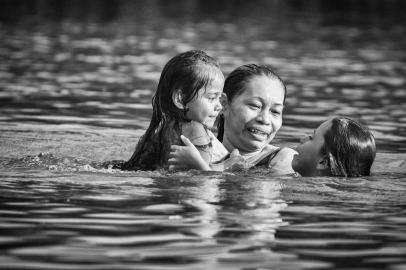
[0,1,405,269]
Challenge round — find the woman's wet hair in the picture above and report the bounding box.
[322,117,376,177]
[217,64,286,141]
[122,50,223,170]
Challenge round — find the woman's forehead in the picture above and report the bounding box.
[240,76,284,101]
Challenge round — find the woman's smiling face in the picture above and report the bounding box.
[222,75,285,154]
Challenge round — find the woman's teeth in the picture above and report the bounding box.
[247,127,268,136]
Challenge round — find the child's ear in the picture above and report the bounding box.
[172,89,184,110]
[316,157,329,170]
[316,155,330,171]
[220,93,229,114]
[316,154,332,176]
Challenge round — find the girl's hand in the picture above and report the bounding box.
[168,135,211,171]
[223,149,249,171]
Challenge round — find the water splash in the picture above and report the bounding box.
[0,152,127,173]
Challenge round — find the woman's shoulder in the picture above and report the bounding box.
[267,147,297,175]
[243,144,279,167]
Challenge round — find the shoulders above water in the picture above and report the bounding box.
[267,147,297,175]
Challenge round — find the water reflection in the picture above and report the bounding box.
[0,170,293,269]
[1,169,405,269]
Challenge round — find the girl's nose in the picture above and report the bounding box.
[215,100,222,111]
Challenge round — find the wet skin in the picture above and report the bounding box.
[185,77,224,128]
[292,119,332,176]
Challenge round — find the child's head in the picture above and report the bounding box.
[153,50,224,128]
[292,117,376,177]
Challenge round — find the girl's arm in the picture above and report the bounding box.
[168,135,212,171]
[168,136,247,172]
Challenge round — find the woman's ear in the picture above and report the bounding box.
[172,89,184,110]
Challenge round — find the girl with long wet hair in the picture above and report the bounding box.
[122,50,225,171]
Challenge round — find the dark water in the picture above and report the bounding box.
[0,1,406,269]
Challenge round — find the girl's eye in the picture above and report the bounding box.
[207,94,220,101]
[272,110,282,116]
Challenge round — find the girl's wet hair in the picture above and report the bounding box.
[322,117,376,177]
[217,64,286,141]
[122,50,223,170]
[154,50,223,121]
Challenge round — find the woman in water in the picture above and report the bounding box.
[169,64,376,177]
[169,63,295,173]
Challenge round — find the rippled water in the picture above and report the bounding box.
[1,2,406,269]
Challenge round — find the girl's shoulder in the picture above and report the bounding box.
[180,120,211,146]
[207,130,229,163]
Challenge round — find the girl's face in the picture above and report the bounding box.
[185,76,224,128]
[291,119,332,176]
[223,75,285,154]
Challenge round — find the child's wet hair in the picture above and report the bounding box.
[122,50,223,170]
[322,116,376,177]
[217,64,287,141]
[154,50,223,121]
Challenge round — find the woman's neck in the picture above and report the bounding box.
[222,136,263,158]
[222,136,234,153]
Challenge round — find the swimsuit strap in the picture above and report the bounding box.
[263,147,282,164]
[245,145,281,168]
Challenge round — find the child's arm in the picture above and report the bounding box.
[168,135,247,172]
[168,135,212,171]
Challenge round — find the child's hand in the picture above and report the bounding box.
[168,135,210,171]
[223,149,249,171]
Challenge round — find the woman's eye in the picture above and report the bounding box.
[249,103,261,109]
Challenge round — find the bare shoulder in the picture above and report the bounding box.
[267,147,297,175]
[181,121,210,146]
[275,147,297,160]
[207,130,229,163]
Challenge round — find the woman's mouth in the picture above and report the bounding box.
[247,127,270,140]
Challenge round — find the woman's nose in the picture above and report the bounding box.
[257,110,271,125]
